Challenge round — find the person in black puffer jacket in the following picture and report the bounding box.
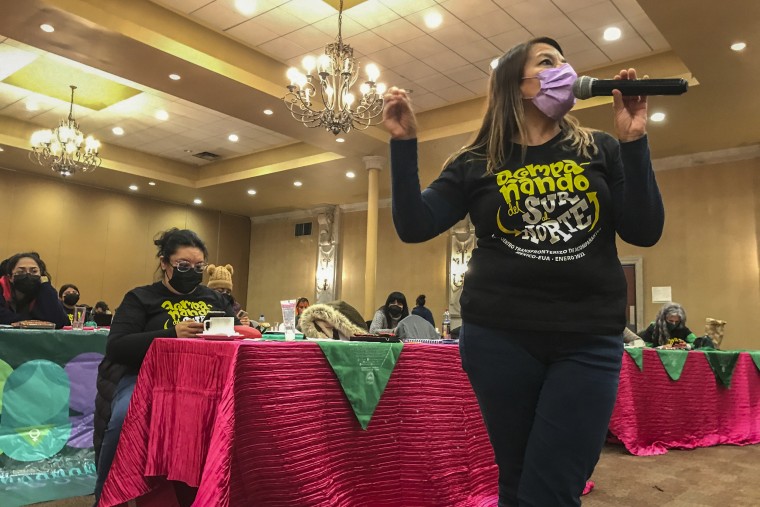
[93,229,237,503]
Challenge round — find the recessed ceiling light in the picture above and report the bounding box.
[0,147,5,152]
[650,112,666,122]
[293,181,303,187]
[40,24,55,33]
[112,126,124,135]
[490,58,500,70]
[263,109,273,115]
[603,27,622,41]
[155,110,169,121]
[169,73,181,80]
[193,198,202,205]
[247,189,257,195]
[25,100,39,111]
[424,12,443,29]
[731,42,747,51]
[129,185,138,191]
[336,137,345,143]
[148,181,157,186]
[228,134,239,142]
[346,171,355,178]
[184,149,193,153]
[235,0,257,16]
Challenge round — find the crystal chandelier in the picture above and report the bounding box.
[283,0,386,135]
[30,85,101,177]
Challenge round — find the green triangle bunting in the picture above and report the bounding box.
[704,350,741,387]
[747,351,760,372]
[624,348,644,371]
[655,349,689,381]
[317,341,403,430]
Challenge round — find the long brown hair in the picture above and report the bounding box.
[445,37,598,174]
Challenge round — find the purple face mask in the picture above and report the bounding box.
[523,63,577,120]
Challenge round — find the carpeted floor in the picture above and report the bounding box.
[34,443,760,507]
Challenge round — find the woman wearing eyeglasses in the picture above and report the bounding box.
[0,251,69,328]
[93,228,237,503]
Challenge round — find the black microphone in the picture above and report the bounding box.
[573,76,688,99]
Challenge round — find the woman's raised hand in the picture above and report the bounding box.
[382,87,417,140]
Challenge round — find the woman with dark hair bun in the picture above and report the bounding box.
[369,291,409,333]
[93,228,238,503]
[0,251,68,328]
[411,294,435,328]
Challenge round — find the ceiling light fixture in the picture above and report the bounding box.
[346,171,355,178]
[603,27,622,41]
[112,126,124,135]
[129,185,138,191]
[148,181,156,186]
[731,42,747,51]
[29,85,101,177]
[40,24,55,33]
[193,198,202,204]
[490,58,500,70]
[228,134,239,142]
[155,110,169,121]
[424,12,443,29]
[169,73,181,80]
[293,181,303,187]
[263,109,274,115]
[650,112,666,122]
[235,0,257,16]
[336,137,345,143]
[284,0,385,135]
[247,189,257,195]
[26,100,39,111]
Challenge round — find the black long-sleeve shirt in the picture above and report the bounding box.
[106,281,237,370]
[390,132,664,334]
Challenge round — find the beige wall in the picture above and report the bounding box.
[618,157,760,350]
[248,218,317,324]
[0,169,250,311]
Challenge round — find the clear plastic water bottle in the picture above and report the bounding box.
[442,309,451,340]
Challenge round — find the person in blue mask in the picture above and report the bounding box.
[382,36,665,506]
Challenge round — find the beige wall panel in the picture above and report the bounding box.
[217,214,251,309]
[1,171,250,315]
[249,219,317,325]
[339,210,368,316]
[186,210,222,261]
[618,159,760,350]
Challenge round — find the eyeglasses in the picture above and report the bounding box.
[214,288,232,296]
[171,261,208,273]
[12,267,41,276]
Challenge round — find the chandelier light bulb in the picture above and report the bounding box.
[295,73,308,89]
[317,54,331,73]
[287,67,301,85]
[376,83,387,94]
[302,55,317,74]
[344,93,355,106]
[360,83,370,95]
[366,63,380,82]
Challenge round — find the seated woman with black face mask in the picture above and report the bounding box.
[0,252,69,328]
[369,291,409,334]
[59,283,92,324]
[638,302,697,347]
[93,228,238,504]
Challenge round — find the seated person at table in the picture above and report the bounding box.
[638,302,697,347]
[0,252,68,328]
[369,291,409,333]
[94,300,111,315]
[206,263,251,326]
[295,296,310,328]
[411,294,436,328]
[93,228,237,503]
[59,283,91,324]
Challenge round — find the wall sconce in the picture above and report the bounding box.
[317,264,334,293]
[451,246,469,289]
[320,278,329,291]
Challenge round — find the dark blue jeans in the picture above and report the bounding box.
[459,322,623,507]
[94,374,137,504]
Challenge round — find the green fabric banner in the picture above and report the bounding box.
[704,350,741,387]
[655,349,689,381]
[317,341,403,430]
[624,348,644,371]
[0,329,107,507]
[746,351,760,372]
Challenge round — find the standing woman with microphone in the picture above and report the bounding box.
[382,37,664,506]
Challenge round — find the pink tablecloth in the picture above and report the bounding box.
[608,349,760,455]
[100,341,760,506]
[100,339,498,507]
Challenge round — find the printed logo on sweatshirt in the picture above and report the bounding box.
[494,159,600,261]
[161,300,213,327]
